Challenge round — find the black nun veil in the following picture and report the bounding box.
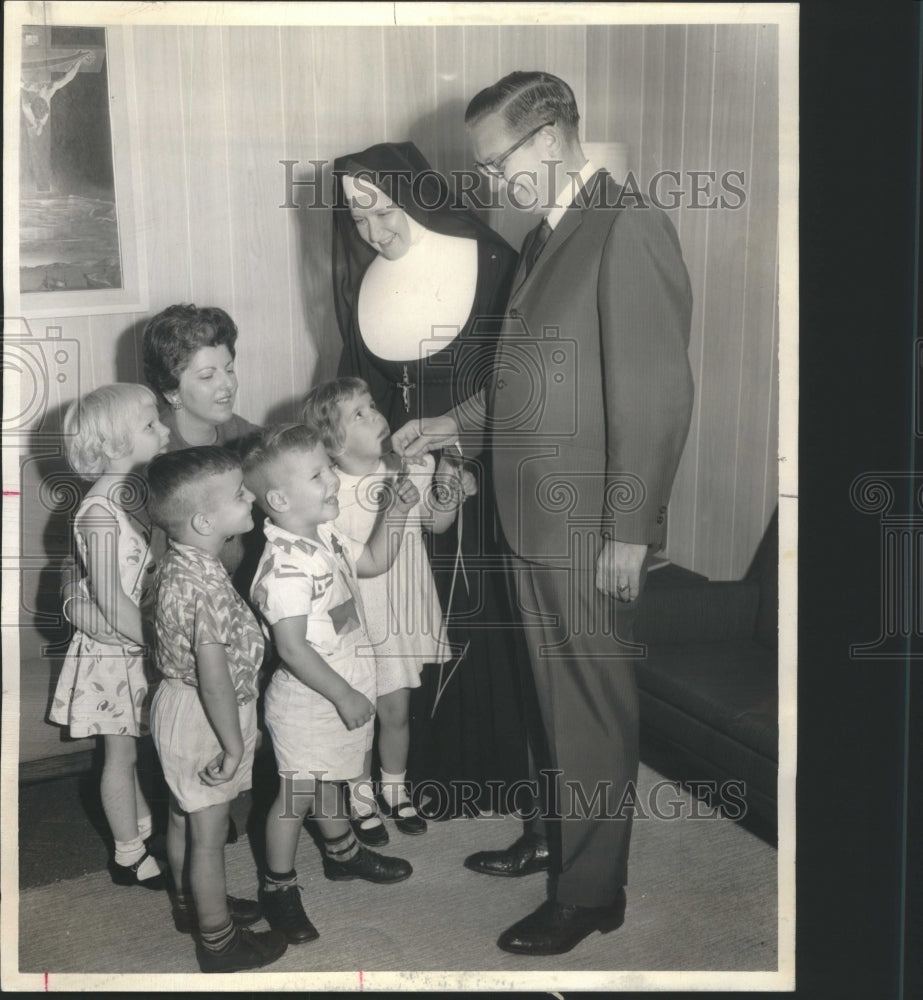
[331,141,516,428]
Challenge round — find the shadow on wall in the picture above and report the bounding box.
[405,99,484,213]
[264,396,305,426]
[114,316,151,386]
[20,402,80,665]
[21,315,148,667]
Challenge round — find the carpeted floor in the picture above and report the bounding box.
[9,763,782,990]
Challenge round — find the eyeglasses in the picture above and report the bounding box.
[474,121,555,179]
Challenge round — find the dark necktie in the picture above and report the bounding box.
[523,218,553,277]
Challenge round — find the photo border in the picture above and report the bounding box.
[1,1,799,992]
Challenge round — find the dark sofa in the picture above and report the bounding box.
[634,511,779,839]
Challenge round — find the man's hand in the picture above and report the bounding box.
[391,415,460,461]
[596,539,647,602]
[334,688,375,731]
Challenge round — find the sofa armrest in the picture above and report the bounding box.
[635,580,761,645]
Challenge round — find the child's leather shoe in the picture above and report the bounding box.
[109,851,166,890]
[322,846,412,884]
[377,795,427,836]
[349,810,390,847]
[196,926,288,973]
[259,883,319,943]
[173,895,262,934]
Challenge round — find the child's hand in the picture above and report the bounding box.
[459,468,478,498]
[198,747,242,786]
[334,688,375,731]
[391,475,420,514]
[64,592,134,646]
[432,457,476,511]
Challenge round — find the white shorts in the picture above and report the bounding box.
[150,679,257,813]
[263,656,375,782]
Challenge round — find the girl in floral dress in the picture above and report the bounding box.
[50,383,170,888]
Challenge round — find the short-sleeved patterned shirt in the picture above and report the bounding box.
[152,539,265,704]
[251,522,366,664]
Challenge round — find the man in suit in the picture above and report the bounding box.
[393,71,694,955]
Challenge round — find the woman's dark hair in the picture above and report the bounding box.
[141,304,238,401]
[464,70,580,139]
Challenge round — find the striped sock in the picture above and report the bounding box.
[199,918,237,954]
[264,868,297,891]
[323,830,359,863]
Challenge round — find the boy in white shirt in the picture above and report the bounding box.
[244,423,419,945]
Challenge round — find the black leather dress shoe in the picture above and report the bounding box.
[497,891,627,955]
[463,834,551,877]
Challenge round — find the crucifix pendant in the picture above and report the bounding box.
[397,364,417,413]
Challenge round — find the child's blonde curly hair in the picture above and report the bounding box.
[63,383,158,479]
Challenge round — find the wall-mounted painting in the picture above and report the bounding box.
[17,24,147,316]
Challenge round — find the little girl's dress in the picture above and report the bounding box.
[334,454,451,697]
[50,493,158,737]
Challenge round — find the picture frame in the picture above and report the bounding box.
[13,24,147,317]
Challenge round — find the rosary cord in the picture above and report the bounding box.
[431,442,470,718]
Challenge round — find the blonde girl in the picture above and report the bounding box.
[50,383,170,887]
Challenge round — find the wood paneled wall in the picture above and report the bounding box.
[585,23,779,578]
[20,23,780,660]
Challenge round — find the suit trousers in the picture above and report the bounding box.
[509,540,647,908]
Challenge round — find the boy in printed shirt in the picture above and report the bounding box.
[243,423,419,944]
[147,446,288,973]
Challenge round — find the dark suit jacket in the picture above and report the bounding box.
[451,170,694,566]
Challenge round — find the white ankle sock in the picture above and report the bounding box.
[380,770,411,808]
[114,835,161,880]
[114,836,145,868]
[134,852,163,881]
